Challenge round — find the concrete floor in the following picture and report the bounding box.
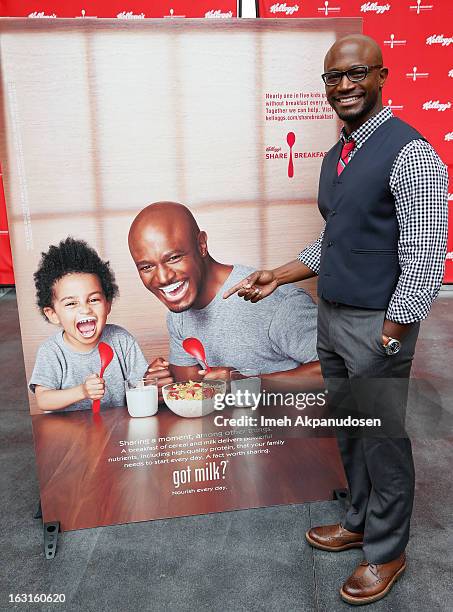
[1,289,452,612]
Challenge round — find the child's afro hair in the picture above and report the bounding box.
[34,237,119,317]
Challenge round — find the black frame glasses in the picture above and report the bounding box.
[321,65,383,86]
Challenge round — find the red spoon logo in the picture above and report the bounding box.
[287,132,296,178]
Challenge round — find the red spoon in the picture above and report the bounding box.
[287,131,296,178]
[182,337,211,373]
[92,342,114,414]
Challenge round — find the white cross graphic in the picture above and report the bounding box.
[164,8,186,17]
[406,66,429,81]
[409,0,434,14]
[384,34,407,49]
[387,99,404,111]
[76,9,97,18]
[318,1,341,16]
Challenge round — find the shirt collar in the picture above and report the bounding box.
[340,107,394,148]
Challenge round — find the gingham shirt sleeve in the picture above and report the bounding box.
[387,139,449,324]
[297,225,325,274]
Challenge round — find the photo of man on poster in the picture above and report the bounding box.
[128,201,323,395]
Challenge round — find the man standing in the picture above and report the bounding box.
[128,201,321,392]
[225,35,448,605]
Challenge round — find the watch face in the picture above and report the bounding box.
[386,339,401,355]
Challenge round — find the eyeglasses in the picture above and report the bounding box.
[321,65,383,86]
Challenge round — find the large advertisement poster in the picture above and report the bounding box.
[0,18,361,531]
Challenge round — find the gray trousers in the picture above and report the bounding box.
[317,297,420,564]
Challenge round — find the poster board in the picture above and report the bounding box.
[0,18,362,530]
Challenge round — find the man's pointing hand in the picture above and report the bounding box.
[223,269,278,302]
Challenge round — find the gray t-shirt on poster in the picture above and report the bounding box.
[167,264,318,375]
[29,324,148,412]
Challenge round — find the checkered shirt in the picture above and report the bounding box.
[298,107,449,324]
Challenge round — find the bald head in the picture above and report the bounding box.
[324,35,383,71]
[128,202,209,312]
[129,201,200,248]
[323,34,387,133]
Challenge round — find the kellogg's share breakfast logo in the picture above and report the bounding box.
[269,3,299,14]
[422,100,452,112]
[426,35,453,47]
[361,3,391,14]
[384,34,407,49]
[266,133,327,179]
[387,98,404,111]
[409,0,433,14]
[204,10,233,18]
[406,67,429,81]
[318,1,341,15]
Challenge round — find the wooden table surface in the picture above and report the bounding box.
[32,404,346,531]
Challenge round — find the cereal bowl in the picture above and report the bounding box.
[162,380,226,418]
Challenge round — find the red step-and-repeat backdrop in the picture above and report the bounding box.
[0,2,451,283]
[257,0,453,282]
[0,0,236,18]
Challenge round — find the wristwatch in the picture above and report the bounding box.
[382,335,401,356]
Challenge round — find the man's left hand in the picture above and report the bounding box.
[382,319,414,343]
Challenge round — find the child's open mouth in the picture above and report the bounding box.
[76,317,97,338]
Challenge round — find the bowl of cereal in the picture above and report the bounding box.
[162,380,226,418]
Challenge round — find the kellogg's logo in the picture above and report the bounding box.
[117,11,145,19]
[449,70,453,78]
[423,100,451,112]
[205,10,233,18]
[269,3,300,15]
[446,251,453,261]
[426,34,453,47]
[361,2,391,14]
[28,11,57,17]
[445,132,453,141]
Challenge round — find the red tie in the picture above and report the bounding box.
[337,140,355,176]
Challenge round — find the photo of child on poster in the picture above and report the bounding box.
[0,17,364,530]
[29,238,148,412]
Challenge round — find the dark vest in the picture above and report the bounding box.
[317,117,424,309]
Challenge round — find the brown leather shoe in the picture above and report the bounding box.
[305,524,363,551]
[340,553,406,605]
